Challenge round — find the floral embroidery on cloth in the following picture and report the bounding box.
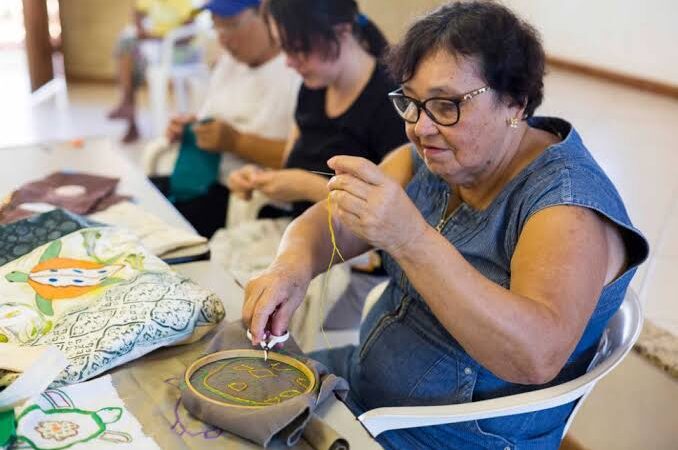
[34,421,80,442]
[12,375,161,450]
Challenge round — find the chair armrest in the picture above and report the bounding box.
[358,380,597,437]
[141,137,176,176]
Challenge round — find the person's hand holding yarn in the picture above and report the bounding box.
[327,155,428,258]
[227,164,263,200]
[165,114,196,142]
[193,119,239,152]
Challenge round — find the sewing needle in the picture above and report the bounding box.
[310,170,335,177]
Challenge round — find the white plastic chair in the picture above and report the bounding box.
[144,18,211,135]
[358,288,643,439]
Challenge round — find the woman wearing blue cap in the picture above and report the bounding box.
[152,0,301,238]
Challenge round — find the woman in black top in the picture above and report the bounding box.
[227,0,407,217]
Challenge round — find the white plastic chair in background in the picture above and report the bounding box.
[143,14,212,136]
[358,288,643,441]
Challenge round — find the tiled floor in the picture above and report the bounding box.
[1,49,678,449]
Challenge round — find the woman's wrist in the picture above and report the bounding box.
[303,171,330,202]
[220,122,240,153]
[386,216,433,263]
[270,251,313,286]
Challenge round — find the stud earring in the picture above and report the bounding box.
[507,117,519,128]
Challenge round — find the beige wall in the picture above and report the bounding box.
[360,0,678,86]
[506,0,678,87]
[60,0,134,81]
[359,0,441,44]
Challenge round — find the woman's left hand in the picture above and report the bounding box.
[251,169,327,203]
[327,156,428,257]
[193,120,238,153]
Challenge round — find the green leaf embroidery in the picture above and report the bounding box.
[35,295,54,316]
[99,277,124,288]
[39,240,62,263]
[42,320,53,335]
[5,271,29,283]
[99,252,125,266]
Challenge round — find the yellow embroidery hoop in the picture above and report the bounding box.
[184,349,317,410]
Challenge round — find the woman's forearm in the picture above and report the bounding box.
[230,132,287,169]
[300,173,330,203]
[391,226,572,384]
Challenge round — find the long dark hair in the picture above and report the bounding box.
[388,1,545,118]
[264,0,388,60]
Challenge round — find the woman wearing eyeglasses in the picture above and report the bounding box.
[243,2,648,449]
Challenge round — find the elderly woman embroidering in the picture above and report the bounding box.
[242,2,648,448]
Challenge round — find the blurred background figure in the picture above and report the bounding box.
[149,0,300,238]
[108,0,198,143]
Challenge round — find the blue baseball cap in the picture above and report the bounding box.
[203,0,261,18]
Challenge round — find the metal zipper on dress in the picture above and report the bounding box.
[435,191,451,232]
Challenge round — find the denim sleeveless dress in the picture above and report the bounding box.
[314,117,649,449]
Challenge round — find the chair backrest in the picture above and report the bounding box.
[358,288,644,438]
[561,287,643,434]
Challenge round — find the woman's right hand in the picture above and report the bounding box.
[165,114,196,143]
[226,164,263,200]
[241,261,311,346]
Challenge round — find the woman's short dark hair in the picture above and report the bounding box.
[388,1,545,118]
[264,0,388,60]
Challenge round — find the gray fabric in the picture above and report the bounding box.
[180,320,349,448]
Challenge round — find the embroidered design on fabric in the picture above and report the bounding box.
[165,377,226,440]
[1,226,225,385]
[189,357,312,407]
[5,231,127,316]
[34,421,80,441]
[0,303,51,344]
[14,387,132,450]
[33,271,224,385]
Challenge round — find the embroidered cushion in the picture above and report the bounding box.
[0,212,225,385]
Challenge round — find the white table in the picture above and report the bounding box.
[0,139,382,450]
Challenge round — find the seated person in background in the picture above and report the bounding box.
[242,2,649,449]
[108,0,198,143]
[152,0,301,238]
[221,0,408,333]
[227,0,407,214]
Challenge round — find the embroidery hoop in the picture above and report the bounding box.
[184,349,316,410]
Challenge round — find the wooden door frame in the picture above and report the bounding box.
[22,0,54,92]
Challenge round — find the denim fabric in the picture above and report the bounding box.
[313,117,649,449]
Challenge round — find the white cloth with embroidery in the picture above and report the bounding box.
[210,218,350,352]
[12,375,160,450]
[0,227,225,385]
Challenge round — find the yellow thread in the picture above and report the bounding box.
[319,195,345,349]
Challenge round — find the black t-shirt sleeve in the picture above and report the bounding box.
[367,98,409,160]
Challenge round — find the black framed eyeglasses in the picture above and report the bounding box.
[388,86,491,126]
